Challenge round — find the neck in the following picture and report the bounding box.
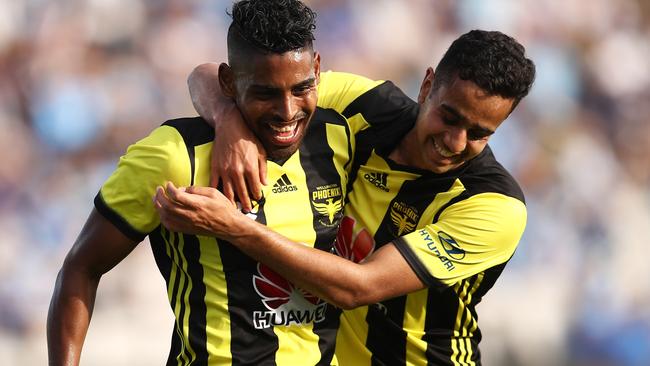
[388,129,417,166]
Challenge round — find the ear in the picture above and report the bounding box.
[218,63,236,98]
[417,67,435,104]
[313,51,321,85]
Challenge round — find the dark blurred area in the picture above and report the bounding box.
[1,0,649,364]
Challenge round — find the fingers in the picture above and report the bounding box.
[221,179,236,207]
[233,172,252,213]
[153,185,201,234]
[258,153,268,187]
[164,182,192,207]
[185,185,222,198]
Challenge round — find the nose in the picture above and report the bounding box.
[275,94,299,122]
[444,126,467,154]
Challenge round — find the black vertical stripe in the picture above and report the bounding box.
[163,117,214,186]
[365,172,456,364]
[181,234,209,365]
[160,230,188,365]
[150,228,184,366]
[299,109,349,365]
[367,297,408,366]
[171,231,193,365]
[422,287,459,366]
[345,129,375,202]
[220,200,280,365]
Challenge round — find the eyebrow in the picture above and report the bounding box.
[440,103,495,135]
[250,77,317,92]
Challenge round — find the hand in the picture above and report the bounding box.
[211,105,267,213]
[153,181,243,238]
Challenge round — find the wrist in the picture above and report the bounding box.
[220,211,261,245]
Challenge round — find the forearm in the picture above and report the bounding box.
[187,62,235,128]
[222,216,373,309]
[47,265,100,366]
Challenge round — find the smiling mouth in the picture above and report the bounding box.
[433,139,457,158]
[267,119,305,145]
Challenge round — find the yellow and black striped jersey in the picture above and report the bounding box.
[93,72,417,365]
[334,144,526,366]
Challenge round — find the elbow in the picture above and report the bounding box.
[325,285,376,310]
[188,62,216,85]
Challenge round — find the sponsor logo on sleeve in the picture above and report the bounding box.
[437,231,466,260]
[417,229,463,272]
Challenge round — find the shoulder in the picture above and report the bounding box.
[459,146,525,203]
[161,117,214,148]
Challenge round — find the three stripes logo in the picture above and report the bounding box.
[364,172,389,192]
[272,174,298,193]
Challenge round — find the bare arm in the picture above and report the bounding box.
[154,183,425,309]
[47,209,139,366]
[188,63,267,212]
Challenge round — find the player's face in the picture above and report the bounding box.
[229,50,320,161]
[410,68,514,173]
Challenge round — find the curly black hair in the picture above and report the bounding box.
[227,0,316,64]
[433,30,536,109]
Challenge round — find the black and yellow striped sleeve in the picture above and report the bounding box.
[393,192,526,288]
[94,125,192,241]
[317,71,417,140]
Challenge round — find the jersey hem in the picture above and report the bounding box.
[392,238,446,291]
[94,192,148,242]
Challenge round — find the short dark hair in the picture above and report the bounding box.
[433,30,536,109]
[227,0,316,65]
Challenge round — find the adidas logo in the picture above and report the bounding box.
[272,174,298,193]
[363,172,389,192]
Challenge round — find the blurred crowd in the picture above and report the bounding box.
[1,0,649,365]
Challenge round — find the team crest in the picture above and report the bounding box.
[311,183,343,227]
[252,264,327,329]
[389,201,419,236]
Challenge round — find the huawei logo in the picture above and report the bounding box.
[334,216,375,263]
[253,264,320,310]
[252,264,327,329]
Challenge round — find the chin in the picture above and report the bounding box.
[266,144,300,163]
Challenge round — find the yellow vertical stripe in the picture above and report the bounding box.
[451,280,470,366]
[336,307,372,366]
[264,153,321,364]
[404,289,429,366]
[176,234,198,364]
[449,274,485,366]
[450,337,462,366]
[163,230,189,366]
[198,235,232,365]
[454,280,471,337]
[464,273,484,338]
[326,124,351,194]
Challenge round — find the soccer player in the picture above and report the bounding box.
[155,30,536,365]
[46,1,415,364]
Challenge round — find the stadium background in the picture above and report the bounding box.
[1,0,649,364]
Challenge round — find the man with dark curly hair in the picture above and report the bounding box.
[47,0,418,365]
[155,28,536,365]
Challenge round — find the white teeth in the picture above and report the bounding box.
[269,122,297,133]
[434,139,456,158]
